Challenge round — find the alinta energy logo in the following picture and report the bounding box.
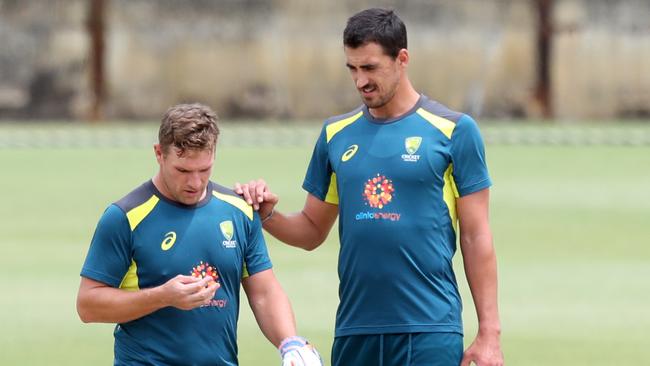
[356,174,401,222]
[191,261,227,308]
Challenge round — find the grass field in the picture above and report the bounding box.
[1,123,649,365]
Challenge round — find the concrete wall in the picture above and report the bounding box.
[0,0,89,119]
[0,0,648,120]
[553,0,650,119]
[105,0,536,119]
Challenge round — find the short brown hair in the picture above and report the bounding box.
[158,103,220,155]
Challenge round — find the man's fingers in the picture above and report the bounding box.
[192,281,219,305]
[233,179,272,208]
[183,276,212,293]
[240,184,253,204]
[255,179,266,203]
[248,180,261,205]
[176,274,202,284]
[205,282,219,299]
[263,191,279,205]
[244,180,257,209]
[169,275,221,310]
[198,276,213,288]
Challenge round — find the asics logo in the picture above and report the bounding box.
[161,231,177,251]
[341,144,359,162]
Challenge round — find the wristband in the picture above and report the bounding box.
[261,209,275,223]
[279,336,322,366]
[279,335,308,355]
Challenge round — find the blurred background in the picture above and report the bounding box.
[1,0,649,365]
[2,0,649,121]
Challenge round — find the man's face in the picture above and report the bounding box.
[345,42,403,109]
[155,145,214,205]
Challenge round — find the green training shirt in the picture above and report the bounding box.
[303,95,492,337]
[81,180,271,365]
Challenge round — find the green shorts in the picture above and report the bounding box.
[332,332,463,366]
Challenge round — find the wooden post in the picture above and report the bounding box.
[88,0,106,121]
[535,0,553,118]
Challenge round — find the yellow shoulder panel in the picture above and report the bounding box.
[212,191,253,220]
[126,195,160,231]
[325,172,339,204]
[326,111,363,142]
[119,260,139,291]
[416,108,456,139]
[242,262,250,279]
[442,164,459,234]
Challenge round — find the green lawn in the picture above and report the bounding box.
[1,133,649,365]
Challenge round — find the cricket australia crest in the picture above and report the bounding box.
[402,136,422,162]
[219,220,237,248]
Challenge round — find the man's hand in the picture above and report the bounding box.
[460,331,503,366]
[158,275,219,310]
[279,336,323,366]
[234,179,278,218]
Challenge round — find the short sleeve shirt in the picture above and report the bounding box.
[303,95,491,337]
[81,180,271,365]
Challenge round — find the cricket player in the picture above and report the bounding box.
[77,103,322,366]
[237,8,503,366]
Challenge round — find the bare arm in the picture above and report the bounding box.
[264,194,338,251]
[235,180,338,251]
[242,269,296,347]
[76,275,218,324]
[457,188,503,366]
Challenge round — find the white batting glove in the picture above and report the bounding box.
[279,336,323,366]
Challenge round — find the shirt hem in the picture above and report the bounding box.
[245,262,273,277]
[458,178,492,197]
[302,180,326,201]
[80,268,122,288]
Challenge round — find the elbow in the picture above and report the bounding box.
[293,241,320,251]
[302,244,319,252]
[76,303,91,323]
[78,315,93,324]
[460,232,494,252]
[76,296,95,323]
[77,307,91,323]
[301,234,327,251]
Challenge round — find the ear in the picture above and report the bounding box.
[154,144,164,164]
[397,48,409,66]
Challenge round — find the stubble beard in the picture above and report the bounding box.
[161,173,202,206]
[361,86,397,110]
[360,76,400,110]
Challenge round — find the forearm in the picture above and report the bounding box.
[461,234,501,335]
[77,284,166,324]
[246,278,297,347]
[263,210,328,251]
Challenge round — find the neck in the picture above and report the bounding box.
[369,79,420,119]
[151,173,170,200]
